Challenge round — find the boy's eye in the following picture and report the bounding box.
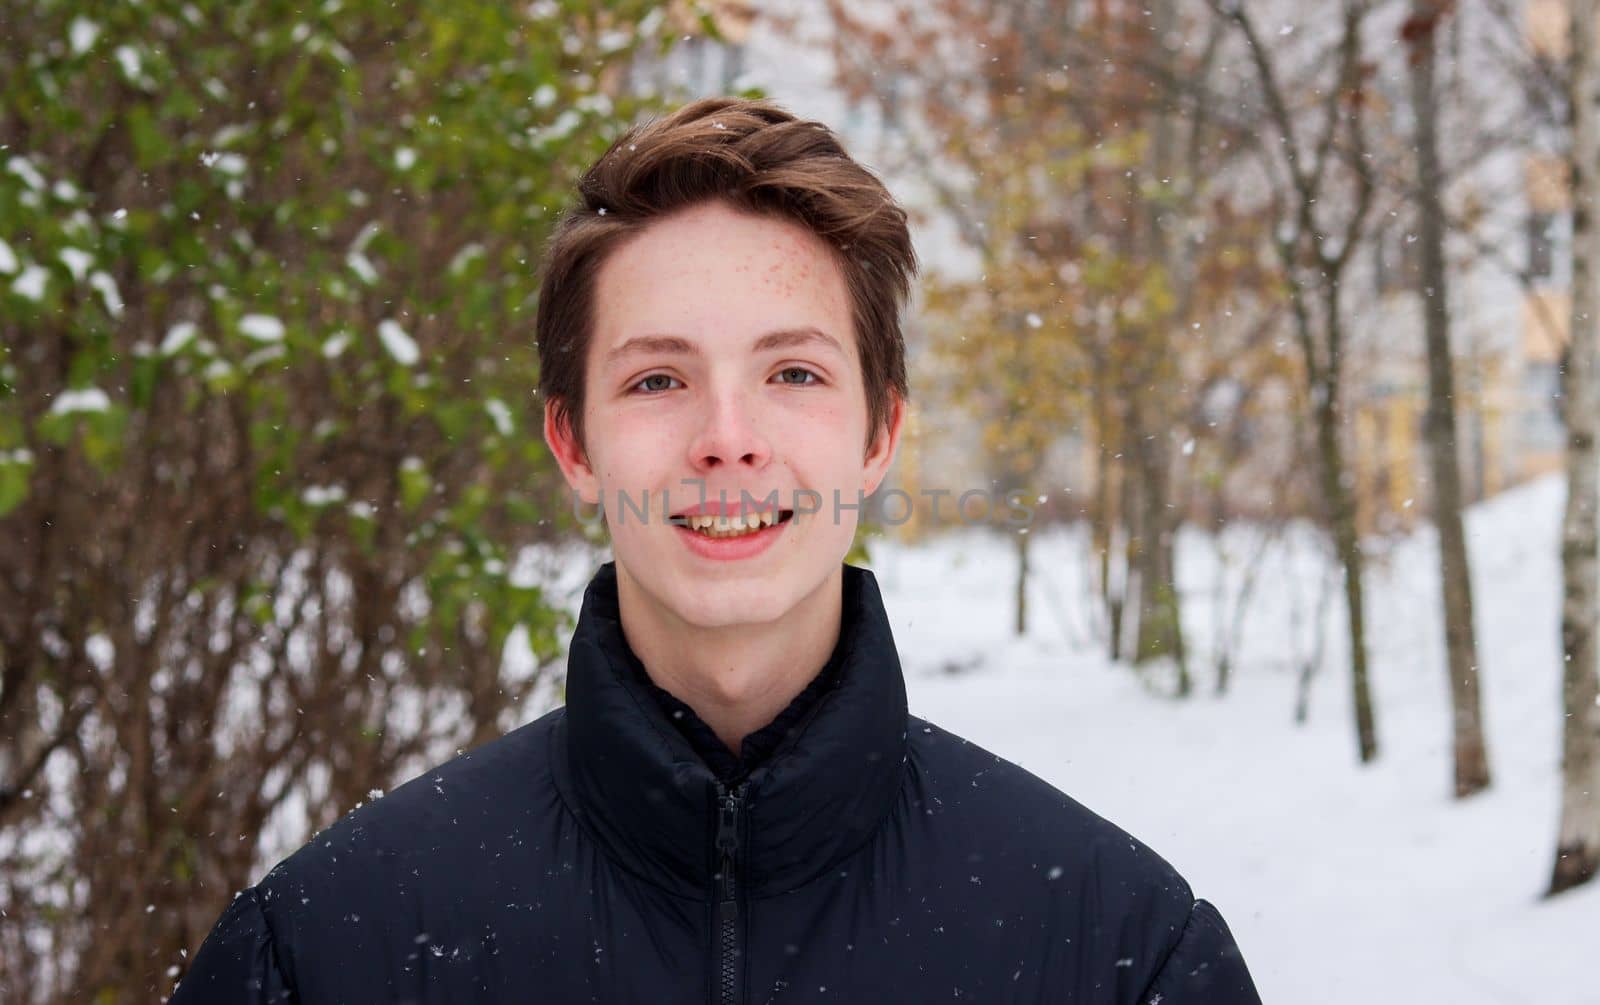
[630,368,820,393]
[774,366,820,386]
[632,373,681,394]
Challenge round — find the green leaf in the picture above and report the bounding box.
[0,451,33,516]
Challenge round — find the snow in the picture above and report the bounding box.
[597,28,633,54]
[241,344,284,370]
[346,251,378,284]
[377,319,419,365]
[532,110,582,145]
[114,45,142,81]
[321,331,352,358]
[301,485,347,506]
[448,243,483,275]
[485,397,514,436]
[6,156,44,192]
[68,17,98,55]
[59,247,92,282]
[49,387,111,415]
[636,7,665,38]
[867,474,1597,1004]
[89,271,122,317]
[160,321,198,355]
[238,313,285,342]
[201,151,246,176]
[574,93,612,117]
[216,152,247,177]
[12,264,48,301]
[350,221,380,252]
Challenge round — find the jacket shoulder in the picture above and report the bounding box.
[906,714,1193,898]
[169,886,293,1003]
[256,706,567,908]
[903,715,1202,996]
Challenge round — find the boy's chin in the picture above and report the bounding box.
[645,584,789,631]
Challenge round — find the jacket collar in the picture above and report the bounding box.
[629,624,849,784]
[554,561,909,899]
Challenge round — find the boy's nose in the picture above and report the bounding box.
[687,389,772,472]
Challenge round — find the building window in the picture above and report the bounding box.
[1522,360,1565,449]
[1528,212,1556,279]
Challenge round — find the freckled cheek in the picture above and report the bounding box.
[795,396,854,432]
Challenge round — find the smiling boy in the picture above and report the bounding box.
[173,97,1260,1004]
[544,191,893,755]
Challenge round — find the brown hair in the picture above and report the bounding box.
[535,96,917,455]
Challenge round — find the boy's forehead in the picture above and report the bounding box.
[598,203,839,294]
[590,204,854,354]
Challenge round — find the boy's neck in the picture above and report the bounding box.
[614,563,844,758]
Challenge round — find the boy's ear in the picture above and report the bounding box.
[544,399,601,505]
[861,392,906,497]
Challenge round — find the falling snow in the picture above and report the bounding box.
[377,319,419,366]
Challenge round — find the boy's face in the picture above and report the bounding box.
[545,200,902,630]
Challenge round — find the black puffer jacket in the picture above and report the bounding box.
[174,562,1261,1004]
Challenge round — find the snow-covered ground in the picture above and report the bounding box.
[869,474,1597,1004]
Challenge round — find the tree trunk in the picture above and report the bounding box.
[1089,341,1121,656]
[1115,420,1142,663]
[1093,424,1117,649]
[1014,526,1030,636]
[1135,484,1190,694]
[1316,287,1380,763]
[1215,0,1380,760]
[1407,0,1492,798]
[1552,0,1600,897]
[1130,0,1190,690]
[1133,417,1184,671]
[1125,391,1187,693]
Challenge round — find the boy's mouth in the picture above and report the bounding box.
[676,509,795,539]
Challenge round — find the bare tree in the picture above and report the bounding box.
[1211,0,1382,761]
[1402,0,1492,797]
[1552,0,1600,896]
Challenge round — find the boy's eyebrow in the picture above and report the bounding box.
[752,326,846,357]
[604,327,845,364]
[604,334,696,363]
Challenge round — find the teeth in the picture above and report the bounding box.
[682,510,780,537]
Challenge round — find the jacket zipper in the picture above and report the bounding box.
[714,781,747,1005]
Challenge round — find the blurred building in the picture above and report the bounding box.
[1518,0,1576,480]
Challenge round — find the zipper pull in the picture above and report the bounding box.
[716,785,742,910]
[717,788,740,853]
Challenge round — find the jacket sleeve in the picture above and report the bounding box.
[1137,898,1261,1005]
[168,886,295,1004]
